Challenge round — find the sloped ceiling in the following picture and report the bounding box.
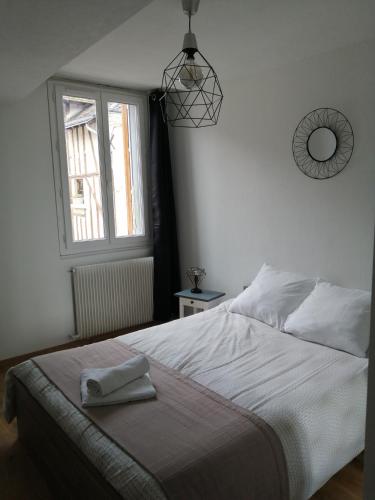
[59,0,375,90]
[0,0,152,102]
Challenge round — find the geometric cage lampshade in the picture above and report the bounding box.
[160,50,223,128]
[159,0,223,128]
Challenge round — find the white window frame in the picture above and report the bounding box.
[48,79,151,256]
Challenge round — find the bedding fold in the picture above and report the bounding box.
[32,339,289,500]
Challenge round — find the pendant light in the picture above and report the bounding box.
[160,0,223,128]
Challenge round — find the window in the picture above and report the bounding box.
[48,81,149,255]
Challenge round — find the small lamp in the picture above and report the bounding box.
[186,267,206,293]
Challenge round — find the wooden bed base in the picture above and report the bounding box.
[15,379,121,499]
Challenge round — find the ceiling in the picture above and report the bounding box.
[58,0,375,90]
[0,0,152,102]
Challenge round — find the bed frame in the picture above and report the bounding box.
[13,365,364,500]
[15,379,121,499]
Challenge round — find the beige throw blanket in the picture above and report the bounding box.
[33,339,289,500]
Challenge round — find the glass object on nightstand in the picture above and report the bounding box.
[186,267,206,293]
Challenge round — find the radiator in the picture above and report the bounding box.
[72,257,153,339]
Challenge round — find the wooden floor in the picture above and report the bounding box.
[0,329,364,500]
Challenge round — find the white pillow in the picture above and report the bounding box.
[229,264,316,329]
[283,281,371,357]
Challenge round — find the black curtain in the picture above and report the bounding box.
[149,90,180,321]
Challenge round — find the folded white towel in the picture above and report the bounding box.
[81,371,156,408]
[86,355,150,397]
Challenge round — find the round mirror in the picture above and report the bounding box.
[293,108,354,179]
[307,127,337,162]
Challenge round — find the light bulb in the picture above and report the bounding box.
[178,56,203,90]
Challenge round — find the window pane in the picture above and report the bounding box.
[107,102,145,237]
[63,95,105,242]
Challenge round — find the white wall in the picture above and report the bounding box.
[0,83,150,360]
[1,40,373,360]
[170,40,375,297]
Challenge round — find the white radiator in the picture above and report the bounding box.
[72,257,153,339]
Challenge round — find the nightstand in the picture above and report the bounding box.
[174,289,226,318]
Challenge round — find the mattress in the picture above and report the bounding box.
[118,300,368,499]
[5,300,367,499]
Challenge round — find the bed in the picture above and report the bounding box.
[5,300,368,500]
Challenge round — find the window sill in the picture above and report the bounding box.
[59,241,153,260]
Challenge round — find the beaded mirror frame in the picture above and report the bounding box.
[292,108,354,179]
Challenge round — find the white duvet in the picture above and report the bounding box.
[119,300,368,500]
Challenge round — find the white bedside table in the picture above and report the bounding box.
[174,289,226,318]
